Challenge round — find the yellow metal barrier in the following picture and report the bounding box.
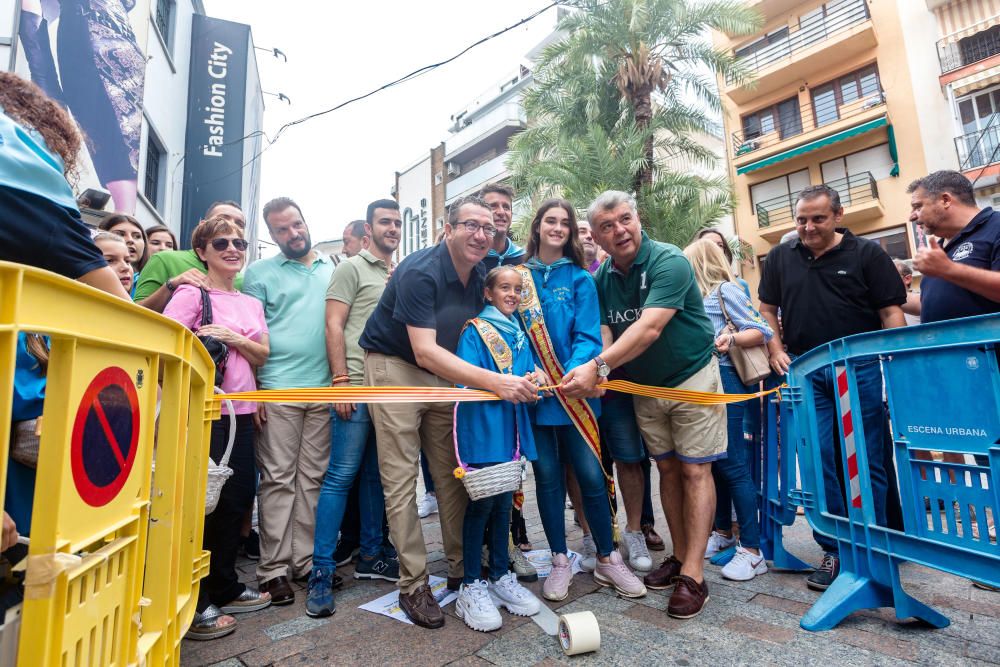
[0,261,216,666]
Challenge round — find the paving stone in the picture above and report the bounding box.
[264,615,331,641]
[723,616,797,644]
[932,593,1000,619]
[206,660,245,667]
[239,634,316,667]
[832,627,918,661]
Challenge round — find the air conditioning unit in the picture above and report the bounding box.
[447,162,461,177]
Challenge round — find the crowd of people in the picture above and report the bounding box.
[2,71,999,643]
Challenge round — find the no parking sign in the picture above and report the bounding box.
[70,367,140,507]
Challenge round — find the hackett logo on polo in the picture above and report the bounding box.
[607,308,642,324]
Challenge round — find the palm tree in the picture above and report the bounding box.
[508,0,761,243]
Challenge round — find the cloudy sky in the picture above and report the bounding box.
[203,1,561,247]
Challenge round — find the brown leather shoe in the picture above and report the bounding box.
[667,575,709,619]
[398,584,445,629]
[644,555,682,590]
[642,524,665,551]
[259,575,294,606]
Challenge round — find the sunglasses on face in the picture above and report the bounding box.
[210,237,249,252]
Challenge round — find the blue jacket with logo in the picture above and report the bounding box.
[521,260,603,426]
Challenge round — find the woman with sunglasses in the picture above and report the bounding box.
[164,216,271,640]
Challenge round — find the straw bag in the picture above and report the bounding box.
[452,404,525,501]
[10,419,40,468]
[204,395,236,515]
[717,284,771,385]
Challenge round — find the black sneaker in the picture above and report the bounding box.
[242,530,260,561]
[354,554,400,582]
[806,553,840,591]
[333,539,360,567]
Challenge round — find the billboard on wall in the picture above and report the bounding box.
[180,14,260,251]
[13,0,151,214]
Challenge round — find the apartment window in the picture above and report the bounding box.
[958,25,1000,69]
[154,0,174,47]
[820,143,894,183]
[811,64,881,127]
[144,132,166,212]
[735,27,789,59]
[862,226,910,259]
[750,169,810,211]
[741,96,803,141]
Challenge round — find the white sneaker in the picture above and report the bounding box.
[456,580,502,632]
[580,534,597,572]
[721,545,768,581]
[622,530,653,571]
[489,572,541,616]
[417,493,438,518]
[704,530,736,559]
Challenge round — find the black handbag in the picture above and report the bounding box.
[197,287,229,387]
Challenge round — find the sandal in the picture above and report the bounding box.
[185,605,236,641]
[220,586,272,614]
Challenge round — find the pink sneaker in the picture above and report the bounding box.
[543,552,572,601]
[594,550,647,598]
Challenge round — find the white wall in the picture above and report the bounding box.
[897,0,960,173]
[396,154,433,259]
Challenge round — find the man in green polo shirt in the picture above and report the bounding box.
[135,200,246,311]
[242,197,335,606]
[562,190,725,621]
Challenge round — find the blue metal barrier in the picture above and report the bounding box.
[786,313,1000,631]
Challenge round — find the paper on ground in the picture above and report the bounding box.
[523,549,583,578]
[358,575,458,625]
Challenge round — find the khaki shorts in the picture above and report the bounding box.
[633,357,728,464]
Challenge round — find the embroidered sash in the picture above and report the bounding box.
[513,266,602,454]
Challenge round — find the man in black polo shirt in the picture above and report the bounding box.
[908,170,1000,323]
[360,195,537,629]
[759,184,905,592]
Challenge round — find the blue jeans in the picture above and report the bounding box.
[713,365,761,549]
[312,405,385,571]
[808,358,888,554]
[463,488,513,584]
[532,425,614,556]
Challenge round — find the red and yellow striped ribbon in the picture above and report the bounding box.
[213,381,782,404]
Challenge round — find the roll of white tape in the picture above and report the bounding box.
[558,611,600,655]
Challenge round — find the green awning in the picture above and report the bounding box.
[736,116,889,175]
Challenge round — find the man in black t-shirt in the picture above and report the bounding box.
[758,185,905,592]
[359,195,537,629]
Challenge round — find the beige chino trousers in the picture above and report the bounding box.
[255,402,331,582]
[364,351,468,594]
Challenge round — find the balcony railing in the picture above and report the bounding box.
[730,0,870,80]
[955,123,1000,170]
[732,90,884,158]
[756,171,879,228]
[938,18,1000,74]
[445,154,509,202]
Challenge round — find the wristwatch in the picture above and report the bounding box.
[593,355,611,378]
[166,278,177,292]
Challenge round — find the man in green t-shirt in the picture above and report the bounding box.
[562,190,725,621]
[135,201,245,311]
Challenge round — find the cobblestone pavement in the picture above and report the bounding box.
[183,467,1000,666]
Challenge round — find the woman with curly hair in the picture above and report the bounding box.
[0,71,128,299]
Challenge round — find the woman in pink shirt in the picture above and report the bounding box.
[164,216,270,639]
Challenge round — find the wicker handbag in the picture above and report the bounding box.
[717,284,771,385]
[10,419,41,468]
[452,404,526,501]
[204,396,236,515]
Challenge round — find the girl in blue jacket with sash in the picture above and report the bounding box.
[453,266,542,632]
[516,199,646,602]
